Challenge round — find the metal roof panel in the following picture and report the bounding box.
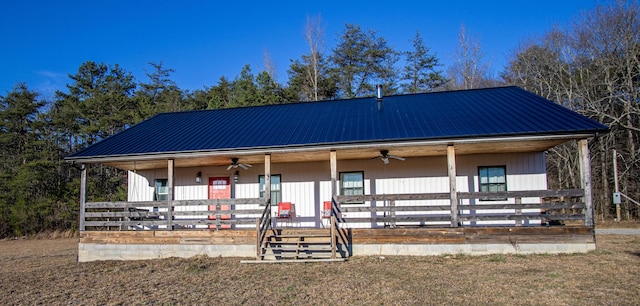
[67,86,610,159]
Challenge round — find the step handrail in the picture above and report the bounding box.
[331,197,349,258]
[256,199,272,260]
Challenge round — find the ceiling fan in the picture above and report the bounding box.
[227,158,252,170]
[374,150,406,164]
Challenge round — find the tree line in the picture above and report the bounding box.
[1,1,637,237]
[502,0,640,221]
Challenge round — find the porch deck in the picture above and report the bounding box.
[77,189,596,262]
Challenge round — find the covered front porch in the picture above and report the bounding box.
[76,138,596,262]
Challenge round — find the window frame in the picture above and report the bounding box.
[154,179,168,201]
[259,174,282,205]
[478,166,507,201]
[340,171,365,198]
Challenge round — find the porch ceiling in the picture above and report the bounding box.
[102,137,569,171]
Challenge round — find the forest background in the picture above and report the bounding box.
[0,1,638,237]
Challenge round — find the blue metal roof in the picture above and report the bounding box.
[67,86,609,159]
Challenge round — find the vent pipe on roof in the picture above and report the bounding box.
[376,84,383,112]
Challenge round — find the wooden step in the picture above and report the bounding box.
[266,240,331,245]
[268,234,331,238]
[264,244,332,251]
[268,233,331,238]
[258,229,342,262]
[241,258,346,264]
[261,253,335,260]
[269,229,331,236]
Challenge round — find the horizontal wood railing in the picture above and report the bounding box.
[458,189,585,225]
[335,189,586,227]
[83,189,587,231]
[83,198,267,230]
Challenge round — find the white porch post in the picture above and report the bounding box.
[264,154,271,204]
[578,139,594,227]
[79,164,87,231]
[167,159,174,230]
[330,150,337,200]
[447,145,459,227]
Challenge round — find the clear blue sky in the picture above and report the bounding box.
[1,0,598,99]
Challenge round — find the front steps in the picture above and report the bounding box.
[242,228,346,263]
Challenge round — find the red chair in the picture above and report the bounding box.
[276,202,296,227]
[277,202,293,218]
[322,201,332,218]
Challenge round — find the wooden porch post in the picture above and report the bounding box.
[447,145,459,227]
[264,154,271,204]
[79,164,87,231]
[578,139,594,227]
[330,150,337,199]
[167,159,174,230]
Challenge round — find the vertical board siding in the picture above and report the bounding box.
[127,152,548,228]
[128,170,155,202]
[281,181,316,227]
[173,168,208,229]
[457,152,547,226]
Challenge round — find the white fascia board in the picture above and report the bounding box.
[65,133,596,164]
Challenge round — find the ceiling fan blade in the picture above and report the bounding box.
[239,163,249,170]
[226,164,234,171]
[382,157,389,164]
[389,155,405,161]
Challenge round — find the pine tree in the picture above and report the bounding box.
[401,30,447,93]
[330,24,398,98]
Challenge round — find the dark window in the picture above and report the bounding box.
[154,179,168,201]
[340,171,364,196]
[259,175,281,204]
[478,166,507,193]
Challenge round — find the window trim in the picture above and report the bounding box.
[340,171,365,201]
[154,179,168,201]
[259,174,282,205]
[478,166,507,201]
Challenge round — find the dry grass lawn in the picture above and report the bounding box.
[1,234,639,305]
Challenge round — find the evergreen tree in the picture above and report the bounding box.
[233,64,260,107]
[136,62,184,118]
[287,54,336,101]
[0,83,74,236]
[53,61,137,145]
[401,30,447,93]
[206,76,234,109]
[330,24,398,98]
[256,70,282,105]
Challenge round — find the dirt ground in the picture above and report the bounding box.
[1,234,639,305]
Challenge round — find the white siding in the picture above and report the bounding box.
[127,152,548,228]
[457,153,547,226]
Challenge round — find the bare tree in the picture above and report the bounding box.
[504,0,640,220]
[286,14,337,102]
[263,49,278,83]
[304,14,324,101]
[447,24,492,89]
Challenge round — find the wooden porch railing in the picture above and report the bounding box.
[457,189,585,225]
[335,189,586,227]
[331,197,350,258]
[83,198,267,230]
[255,199,272,259]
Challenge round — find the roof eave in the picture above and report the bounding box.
[64,132,601,165]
